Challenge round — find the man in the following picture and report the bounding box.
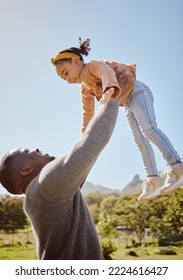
[0,99,119,260]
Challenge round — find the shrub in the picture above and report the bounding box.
[102,240,117,260]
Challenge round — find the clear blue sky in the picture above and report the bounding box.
[0,0,182,195]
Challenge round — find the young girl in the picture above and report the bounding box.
[51,38,183,201]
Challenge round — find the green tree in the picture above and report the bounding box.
[85,188,183,246]
[97,212,114,237]
[0,196,28,232]
[164,190,183,233]
[100,194,118,212]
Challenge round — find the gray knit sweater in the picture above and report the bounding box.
[24,100,118,260]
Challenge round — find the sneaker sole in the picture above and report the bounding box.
[138,186,162,202]
[160,174,183,195]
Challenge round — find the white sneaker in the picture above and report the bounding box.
[138,176,163,202]
[160,162,183,195]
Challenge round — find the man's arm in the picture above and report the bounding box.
[37,99,119,202]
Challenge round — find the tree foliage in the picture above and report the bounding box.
[0,196,28,232]
[85,189,183,243]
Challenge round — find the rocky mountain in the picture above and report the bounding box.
[81,174,143,196]
[81,181,120,196]
[121,174,143,195]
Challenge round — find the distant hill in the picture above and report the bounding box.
[81,175,143,196]
[121,175,143,195]
[81,181,120,196]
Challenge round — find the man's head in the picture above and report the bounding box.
[0,148,55,195]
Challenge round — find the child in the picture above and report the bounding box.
[51,38,183,201]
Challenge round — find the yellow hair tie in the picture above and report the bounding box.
[51,52,80,64]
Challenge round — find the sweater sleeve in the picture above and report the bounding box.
[32,99,119,202]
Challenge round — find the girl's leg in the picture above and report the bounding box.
[125,106,158,175]
[130,83,181,166]
[129,82,182,197]
[125,103,163,201]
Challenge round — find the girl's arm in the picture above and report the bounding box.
[114,64,136,105]
[88,61,136,106]
[88,61,121,98]
[99,87,115,111]
[81,83,95,133]
[99,68,135,110]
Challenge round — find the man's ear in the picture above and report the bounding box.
[20,166,34,177]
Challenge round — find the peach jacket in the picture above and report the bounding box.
[79,60,136,132]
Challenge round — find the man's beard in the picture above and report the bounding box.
[49,156,56,162]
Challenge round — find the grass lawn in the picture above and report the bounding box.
[0,244,36,260]
[0,231,183,260]
[113,244,183,260]
[109,234,183,260]
[0,230,37,260]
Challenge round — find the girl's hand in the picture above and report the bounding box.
[99,87,114,111]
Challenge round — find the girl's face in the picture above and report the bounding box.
[55,58,84,84]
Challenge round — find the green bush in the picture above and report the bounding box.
[102,240,117,260]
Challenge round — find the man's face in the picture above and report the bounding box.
[10,148,55,174]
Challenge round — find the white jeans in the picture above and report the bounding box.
[125,81,181,175]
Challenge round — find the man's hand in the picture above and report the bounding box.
[99,87,114,111]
